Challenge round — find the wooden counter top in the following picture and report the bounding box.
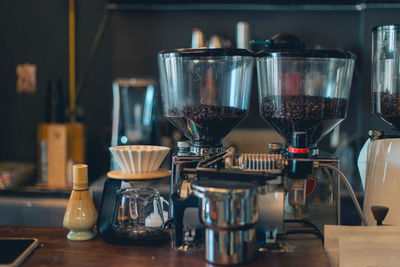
[0,226,329,266]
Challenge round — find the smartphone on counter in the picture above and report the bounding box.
[0,238,38,267]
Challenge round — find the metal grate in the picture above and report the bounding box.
[239,153,283,171]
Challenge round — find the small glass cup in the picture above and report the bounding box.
[113,187,170,244]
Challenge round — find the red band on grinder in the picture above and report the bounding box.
[288,147,309,154]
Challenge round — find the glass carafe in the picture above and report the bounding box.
[112,187,169,245]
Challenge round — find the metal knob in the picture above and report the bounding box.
[368,130,384,141]
[267,142,283,154]
[177,141,190,154]
[177,141,190,148]
[371,205,389,226]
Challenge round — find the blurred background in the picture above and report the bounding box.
[0,0,399,225]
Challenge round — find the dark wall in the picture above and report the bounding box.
[0,0,68,163]
[0,0,112,180]
[1,1,400,181]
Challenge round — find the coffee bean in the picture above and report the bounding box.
[374,92,400,130]
[261,95,347,147]
[167,104,246,146]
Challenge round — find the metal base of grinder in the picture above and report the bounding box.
[205,228,256,265]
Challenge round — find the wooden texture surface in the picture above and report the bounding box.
[0,226,329,267]
[47,124,67,188]
[107,168,171,180]
[66,122,85,165]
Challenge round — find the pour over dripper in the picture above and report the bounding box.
[372,25,400,131]
[158,48,254,148]
[255,33,355,148]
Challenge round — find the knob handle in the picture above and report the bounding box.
[371,205,389,226]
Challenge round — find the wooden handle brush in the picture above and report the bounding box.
[63,164,98,241]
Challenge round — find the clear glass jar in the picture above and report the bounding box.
[256,51,355,148]
[372,25,400,130]
[158,48,254,148]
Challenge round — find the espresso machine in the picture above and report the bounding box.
[158,33,359,265]
[361,25,400,226]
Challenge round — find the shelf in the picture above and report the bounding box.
[106,1,400,11]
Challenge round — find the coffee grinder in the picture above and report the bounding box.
[361,25,400,226]
[158,35,361,264]
[254,33,358,226]
[159,48,291,265]
[158,48,258,250]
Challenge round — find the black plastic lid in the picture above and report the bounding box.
[254,33,355,59]
[257,50,355,59]
[373,25,400,32]
[159,48,254,58]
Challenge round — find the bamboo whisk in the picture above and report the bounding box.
[63,164,98,241]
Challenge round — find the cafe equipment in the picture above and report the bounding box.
[158,48,272,262]
[112,187,169,242]
[192,180,262,265]
[97,145,171,245]
[63,164,98,241]
[191,28,230,49]
[109,145,170,174]
[158,39,360,264]
[254,33,359,226]
[236,21,250,50]
[361,25,400,226]
[191,28,204,48]
[111,78,157,170]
